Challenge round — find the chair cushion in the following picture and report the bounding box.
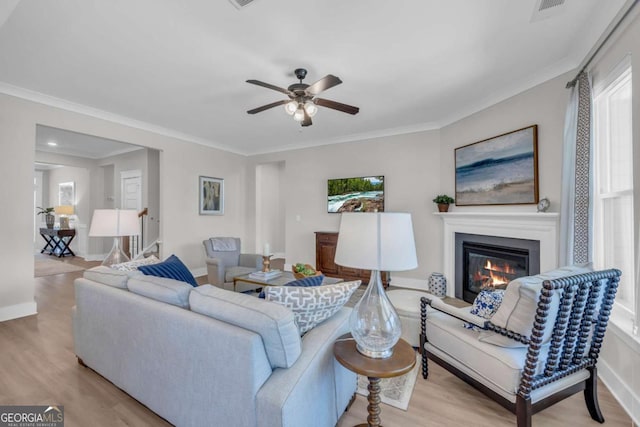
[138,254,198,287]
[210,237,238,251]
[83,266,142,289]
[128,275,192,308]
[484,264,593,347]
[425,309,548,396]
[189,285,301,369]
[110,255,160,271]
[264,280,361,334]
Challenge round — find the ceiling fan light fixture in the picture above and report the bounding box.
[304,101,318,117]
[284,101,298,115]
[293,106,305,122]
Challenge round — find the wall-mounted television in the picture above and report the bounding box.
[327,176,384,213]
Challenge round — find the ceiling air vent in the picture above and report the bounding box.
[538,0,565,11]
[531,0,567,22]
[228,0,256,9]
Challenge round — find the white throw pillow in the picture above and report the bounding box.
[110,255,160,271]
[264,280,361,334]
[481,264,593,347]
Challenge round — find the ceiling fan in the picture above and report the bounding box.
[246,68,359,127]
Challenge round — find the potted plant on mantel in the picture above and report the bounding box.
[432,195,455,213]
[37,206,55,229]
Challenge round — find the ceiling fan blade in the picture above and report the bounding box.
[247,99,288,114]
[314,98,360,115]
[301,109,312,127]
[305,75,342,96]
[246,79,293,96]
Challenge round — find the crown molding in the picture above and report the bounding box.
[0,82,247,156]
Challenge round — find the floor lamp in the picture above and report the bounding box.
[89,209,140,266]
[335,212,418,358]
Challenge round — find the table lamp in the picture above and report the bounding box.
[89,209,140,266]
[55,205,74,229]
[335,212,418,358]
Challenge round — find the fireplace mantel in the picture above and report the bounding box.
[435,211,559,297]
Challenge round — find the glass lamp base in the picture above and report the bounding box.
[101,238,130,266]
[349,269,402,359]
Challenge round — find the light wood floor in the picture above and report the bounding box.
[0,257,630,426]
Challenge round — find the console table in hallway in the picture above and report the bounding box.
[39,228,76,257]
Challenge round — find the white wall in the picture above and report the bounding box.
[587,6,640,424]
[0,92,247,321]
[256,161,285,256]
[249,130,442,287]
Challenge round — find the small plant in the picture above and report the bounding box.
[36,206,55,215]
[432,195,454,205]
[293,263,317,277]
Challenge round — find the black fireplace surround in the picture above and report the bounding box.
[455,233,540,303]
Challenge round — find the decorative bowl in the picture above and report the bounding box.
[292,263,322,279]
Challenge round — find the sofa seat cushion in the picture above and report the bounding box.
[138,254,198,287]
[128,275,192,308]
[224,266,257,283]
[487,264,593,347]
[189,285,301,368]
[83,266,142,289]
[426,309,548,397]
[264,280,361,334]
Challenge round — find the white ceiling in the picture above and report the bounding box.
[0,0,628,155]
[35,125,143,160]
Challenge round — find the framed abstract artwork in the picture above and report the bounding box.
[58,181,75,206]
[455,125,539,206]
[199,176,224,215]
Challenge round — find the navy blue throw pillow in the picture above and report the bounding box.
[138,254,198,287]
[259,274,324,298]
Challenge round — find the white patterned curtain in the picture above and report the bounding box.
[560,72,593,266]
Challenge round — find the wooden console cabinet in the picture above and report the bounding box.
[315,232,389,287]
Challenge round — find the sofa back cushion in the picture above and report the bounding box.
[83,266,141,289]
[484,264,593,347]
[128,275,193,309]
[189,285,301,369]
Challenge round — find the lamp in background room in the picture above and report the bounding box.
[54,205,74,229]
[89,209,140,266]
[335,212,417,358]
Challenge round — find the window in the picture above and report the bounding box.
[593,59,635,329]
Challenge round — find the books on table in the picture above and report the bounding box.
[249,270,282,280]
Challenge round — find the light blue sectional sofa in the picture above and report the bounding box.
[72,267,356,427]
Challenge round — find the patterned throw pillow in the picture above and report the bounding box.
[110,255,160,271]
[463,289,505,330]
[138,254,198,287]
[264,280,361,334]
[258,274,324,298]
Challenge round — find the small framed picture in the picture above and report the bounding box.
[199,176,224,215]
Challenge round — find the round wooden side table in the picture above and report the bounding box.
[333,333,416,427]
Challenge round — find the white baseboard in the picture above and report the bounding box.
[389,277,429,291]
[83,253,107,262]
[191,267,207,279]
[0,301,37,322]
[598,359,639,425]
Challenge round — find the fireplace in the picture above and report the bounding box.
[455,233,540,303]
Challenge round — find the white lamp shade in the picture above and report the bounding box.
[88,209,140,237]
[335,212,418,271]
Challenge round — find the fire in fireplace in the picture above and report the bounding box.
[464,243,528,302]
[455,233,540,303]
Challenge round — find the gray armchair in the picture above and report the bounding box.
[202,237,262,292]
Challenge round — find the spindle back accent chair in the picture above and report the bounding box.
[420,268,620,427]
